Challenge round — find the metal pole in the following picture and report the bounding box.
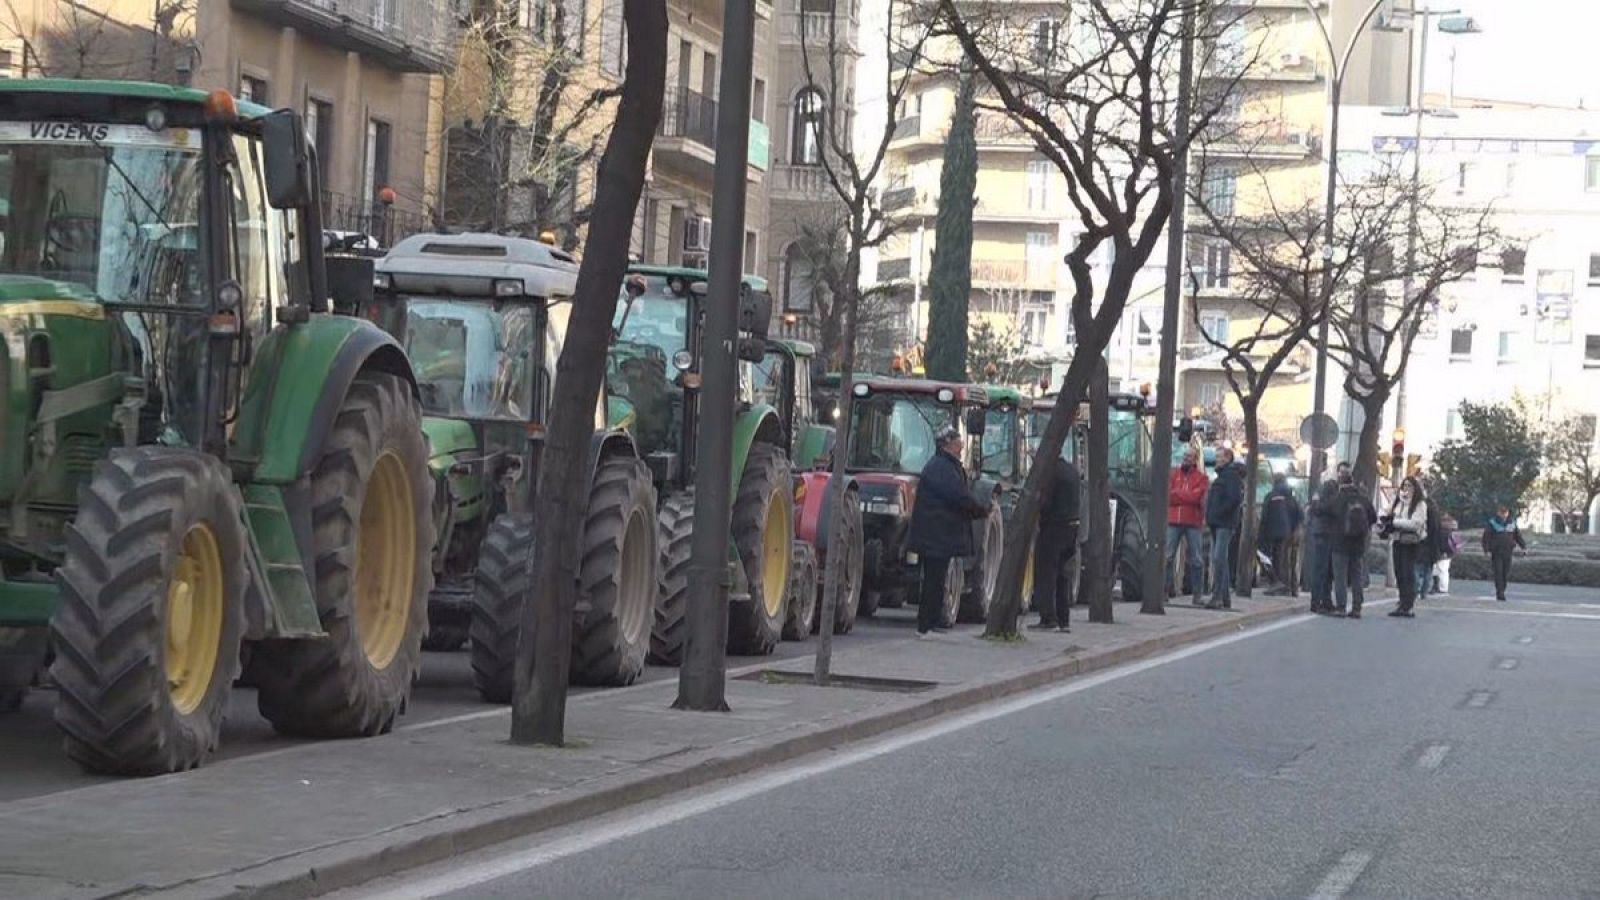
[1141,0,1195,615]
[1309,73,1342,491]
[675,0,755,712]
[1393,19,1428,488]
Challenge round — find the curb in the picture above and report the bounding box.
[176,602,1305,900]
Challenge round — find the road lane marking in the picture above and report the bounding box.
[1464,690,1495,709]
[344,614,1319,899]
[1309,850,1375,899]
[1514,636,1534,645]
[1495,657,1520,670]
[1426,607,1600,622]
[1416,742,1451,771]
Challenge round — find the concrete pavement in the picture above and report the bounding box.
[347,591,1600,900]
[0,596,1302,900]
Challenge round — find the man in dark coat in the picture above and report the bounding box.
[1329,472,1377,618]
[907,427,989,636]
[1259,472,1303,589]
[1204,448,1245,609]
[1306,478,1341,613]
[1482,505,1527,601]
[1029,456,1081,633]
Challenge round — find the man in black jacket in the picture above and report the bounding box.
[906,427,989,636]
[1029,455,1081,633]
[1259,473,1302,590]
[1205,448,1244,609]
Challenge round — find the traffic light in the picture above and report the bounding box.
[1391,428,1406,473]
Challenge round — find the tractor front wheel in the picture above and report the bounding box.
[1116,506,1146,605]
[649,491,694,666]
[571,457,658,686]
[255,371,433,737]
[783,542,819,641]
[468,513,531,703]
[826,495,865,633]
[51,448,245,774]
[727,445,793,656]
[959,505,1005,623]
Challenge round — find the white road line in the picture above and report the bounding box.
[1466,690,1495,709]
[1416,743,1451,771]
[1428,607,1600,622]
[1495,657,1520,670]
[1309,850,1375,899]
[347,613,1317,900]
[1514,636,1535,645]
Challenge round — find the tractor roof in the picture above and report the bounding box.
[627,264,768,292]
[973,384,1032,410]
[773,338,817,357]
[853,377,988,405]
[378,232,579,299]
[0,78,273,118]
[1031,391,1149,414]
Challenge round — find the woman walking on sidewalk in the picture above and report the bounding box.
[1482,505,1527,602]
[1385,476,1429,618]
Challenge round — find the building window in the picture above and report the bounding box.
[1022,307,1049,346]
[1199,381,1224,407]
[1586,334,1600,367]
[1136,309,1156,347]
[306,98,333,187]
[1031,19,1062,66]
[1445,407,1462,438]
[1200,311,1230,344]
[1025,230,1055,282]
[744,230,758,275]
[1026,159,1051,211]
[784,242,816,312]
[1456,161,1472,193]
[1586,155,1600,192]
[363,118,392,220]
[1449,327,1473,359]
[239,75,268,105]
[1201,166,1236,217]
[600,0,625,76]
[752,77,767,124]
[1588,253,1600,285]
[1501,245,1526,280]
[1498,330,1515,363]
[792,86,825,165]
[1200,241,1231,289]
[1452,245,1479,274]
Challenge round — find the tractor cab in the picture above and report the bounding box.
[750,338,834,470]
[973,385,1032,489]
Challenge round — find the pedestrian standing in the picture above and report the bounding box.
[1259,472,1303,589]
[1432,514,1460,594]
[1329,473,1377,618]
[1166,447,1209,602]
[906,427,989,637]
[1029,456,1081,633]
[1204,447,1244,610]
[1416,489,1445,602]
[1385,476,1429,618]
[1306,478,1340,613]
[1482,505,1527,602]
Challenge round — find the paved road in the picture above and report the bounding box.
[0,605,923,803]
[350,588,1600,899]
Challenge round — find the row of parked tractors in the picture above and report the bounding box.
[0,79,1158,777]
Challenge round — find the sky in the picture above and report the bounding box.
[1421,0,1600,108]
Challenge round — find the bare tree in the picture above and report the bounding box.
[7,0,196,81]
[442,0,623,245]
[1532,403,1600,532]
[512,0,665,745]
[787,208,911,365]
[934,0,1243,633]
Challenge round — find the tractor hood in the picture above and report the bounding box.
[421,417,479,468]
[0,275,100,304]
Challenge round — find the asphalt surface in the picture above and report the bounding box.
[349,580,1600,899]
[1,603,919,803]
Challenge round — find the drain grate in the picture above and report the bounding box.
[736,669,939,693]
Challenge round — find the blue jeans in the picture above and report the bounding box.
[1165,525,1203,596]
[1210,526,1234,607]
[1414,559,1433,600]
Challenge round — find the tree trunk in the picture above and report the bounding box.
[1083,358,1113,624]
[1234,397,1262,597]
[511,0,665,746]
[1350,384,1390,491]
[815,247,861,684]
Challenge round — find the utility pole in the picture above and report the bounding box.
[1141,0,1195,616]
[675,0,755,712]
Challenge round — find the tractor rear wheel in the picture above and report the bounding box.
[940,558,966,627]
[255,372,433,737]
[468,513,531,703]
[959,505,1005,623]
[1116,506,1146,605]
[649,491,694,666]
[571,457,658,686]
[51,448,245,774]
[826,495,865,634]
[728,445,793,656]
[783,543,818,640]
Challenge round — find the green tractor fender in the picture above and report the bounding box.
[793,422,835,472]
[730,403,785,495]
[232,315,417,484]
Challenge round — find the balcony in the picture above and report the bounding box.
[1202,122,1317,160]
[971,258,1055,289]
[890,115,922,142]
[973,197,1057,224]
[881,185,917,211]
[230,0,456,73]
[772,164,833,201]
[973,113,1034,148]
[878,257,912,281]
[656,86,769,181]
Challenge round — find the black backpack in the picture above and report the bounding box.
[1342,493,1369,539]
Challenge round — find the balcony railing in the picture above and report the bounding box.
[974,113,1031,145]
[778,11,857,44]
[774,164,832,198]
[878,257,912,281]
[971,258,1055,287]
[322,190,430,246]
[232,0,456,73]
[890,115,921,141]
[660,86,718,149]
[881,185,917,211]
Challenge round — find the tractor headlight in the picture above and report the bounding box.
[936,387,955,403]
[373,272,392,290]
[852,383,870,398]
[672,349,694,372]
[493,278,525,297]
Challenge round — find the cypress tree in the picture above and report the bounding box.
[923,70,978,382]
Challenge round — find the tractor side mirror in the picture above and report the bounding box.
[260,110,313,209]
[738,285,772,341]
[1176,416,1195,444]
[736,336,767,362]
[964,408,987,437]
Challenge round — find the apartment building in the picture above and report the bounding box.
[3,0,454,240]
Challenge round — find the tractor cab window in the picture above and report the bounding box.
[404,300,536,420]
[612,289,689,380]
[792,358,813,424]
[227,135,292,341]
[980,406,1019,480]
[0,125,205,306]
[1106,408,1151,491]
[749,351,784,409]
[848,393,953,474]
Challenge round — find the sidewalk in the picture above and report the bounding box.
[0,595,1304,900]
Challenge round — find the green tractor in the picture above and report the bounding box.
[750,339,866,636]
[972,385,1037,611]
[608,267,794,663]
[362,234,658,698]
[0,80,435,773]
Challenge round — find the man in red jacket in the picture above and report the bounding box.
[1166,447,1209,602]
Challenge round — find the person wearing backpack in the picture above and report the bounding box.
[1330,473,1377,617]
[1432,514,1461,594]
[1385,476,1429,618]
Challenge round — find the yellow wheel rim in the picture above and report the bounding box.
[762,491,793,618]
[354,451,416,670]
[166,523,225,716]
[1022,541,1036,602]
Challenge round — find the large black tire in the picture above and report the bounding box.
[783,543,819,641]
[649,491,694,666]
[254,372,434,737]
[959,505,1005,623]
[828,494,865,633]
[940,558,966,627]
[51,448,246,774]
[727,444,794,656]
[468,513,530,703]
[571,457,659,686]
[1116,505,1146,605]
[422,623,469,652]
